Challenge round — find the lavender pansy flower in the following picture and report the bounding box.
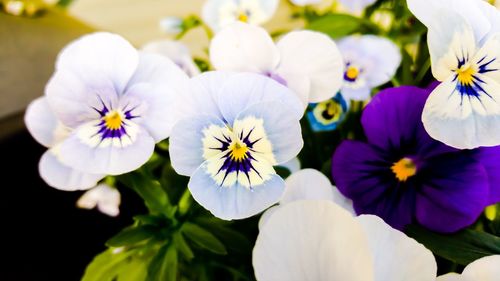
[202,0,279,32]
[210,22,344,107]
[169,71,304,220]
[142,40,200,77]
[307,92,349,132]
[44,32,189,175]
[25,97,104,190]
[332,86,500,233]
[254,201,437,281]
[408,0,500,149]
[338,35,401,101]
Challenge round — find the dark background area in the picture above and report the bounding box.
[0,130,144,281]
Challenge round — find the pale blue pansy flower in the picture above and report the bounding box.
[77,183,121,217]
[25,97,104,190]
[338,35,401,101]
[307,92,349,132]
[408,0,500,149]
[42,32,189,175]
[437,255,500,281]
[142,40,200,77]
[338,0,377,13]
[169,71,304,220]
[254,201,437,281]
[202,0,279,32]
[210,22,345,108]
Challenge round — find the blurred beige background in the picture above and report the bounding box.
[0,0,301,137]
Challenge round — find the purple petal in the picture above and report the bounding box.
[416,153,490,233]
[476,146,500,205]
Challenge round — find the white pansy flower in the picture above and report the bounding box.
[254,200,437,281]
[408,0,500,149]
[338,35,401,101]
[202,0,279,32]
[42,32,188,175]
[437,255,500,281]
[77,184,121,217]
[142,40,200,77]
[259,169,354,229]
[210,22,344,107]
[338,0,377,13]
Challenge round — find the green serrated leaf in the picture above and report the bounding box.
[147,244,178,281]
[174,232,195,261]
[106,225,156,247]
[407,225,500,265]
[181,222,227,255]
[307,14,363,39]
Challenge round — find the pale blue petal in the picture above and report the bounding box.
[169,114,227,176]
[189,160,285,220]
[24,97,59,147]
[235,101,303,164]
[218,73,304,125]
[39,150,104,191]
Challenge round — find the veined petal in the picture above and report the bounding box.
[58,123,155,175]
[422,75,500,149]
[276,30,344,103]
[253,200,374,281]
[234,101,303,164]
[39,149,104,191]
[188,160,284,220]
[210,22,280,73]
[25,97,63,147]
[55,32,138,98]
[217,73,304,124]
[357,215,437,281]
[169,114,227,176]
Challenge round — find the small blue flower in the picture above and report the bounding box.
[307,92,349,132]
[169,71,304,220]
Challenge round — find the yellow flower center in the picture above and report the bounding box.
[229,140,249,161]
[391,157,417,182]
[238,12,249,22]
[456,64,476,86]
[104,111,123,130]
[345,66,360,80]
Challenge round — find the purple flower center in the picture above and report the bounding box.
[93,99,139,140]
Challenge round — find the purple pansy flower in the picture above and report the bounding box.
[332,86,500,233]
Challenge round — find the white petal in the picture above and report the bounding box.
[436,274,462,281]
[339,0,377,13]
[39,150,104,191]
[277,157,300,173]
[141,40,200,77]
[253,200,374,281]
[356,215,437,281]
[217,73,304,125]
[77,183,121,217]
[461,255,500,281]
[290,0,323,6]
[407,0,491,43]
[281,169,334,204]
[58,124,155,175]
[210,22,280,73]
[341,85,372,101]
[257,205,279,230]
[276,30,344,103]
[24,97,60,147]
[422,75,500,149]
[55,32,138,95]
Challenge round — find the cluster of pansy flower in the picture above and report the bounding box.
[23,0,500,279]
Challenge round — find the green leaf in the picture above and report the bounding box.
[106,225,156,247]
[174,232,195,261]
[195,217,251,254]
[181,222,227,255]
[81,249,148,281]
[147,244,178,281]
[407,225,500,265]
[307,14,362,39]
[119,173,173,216]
